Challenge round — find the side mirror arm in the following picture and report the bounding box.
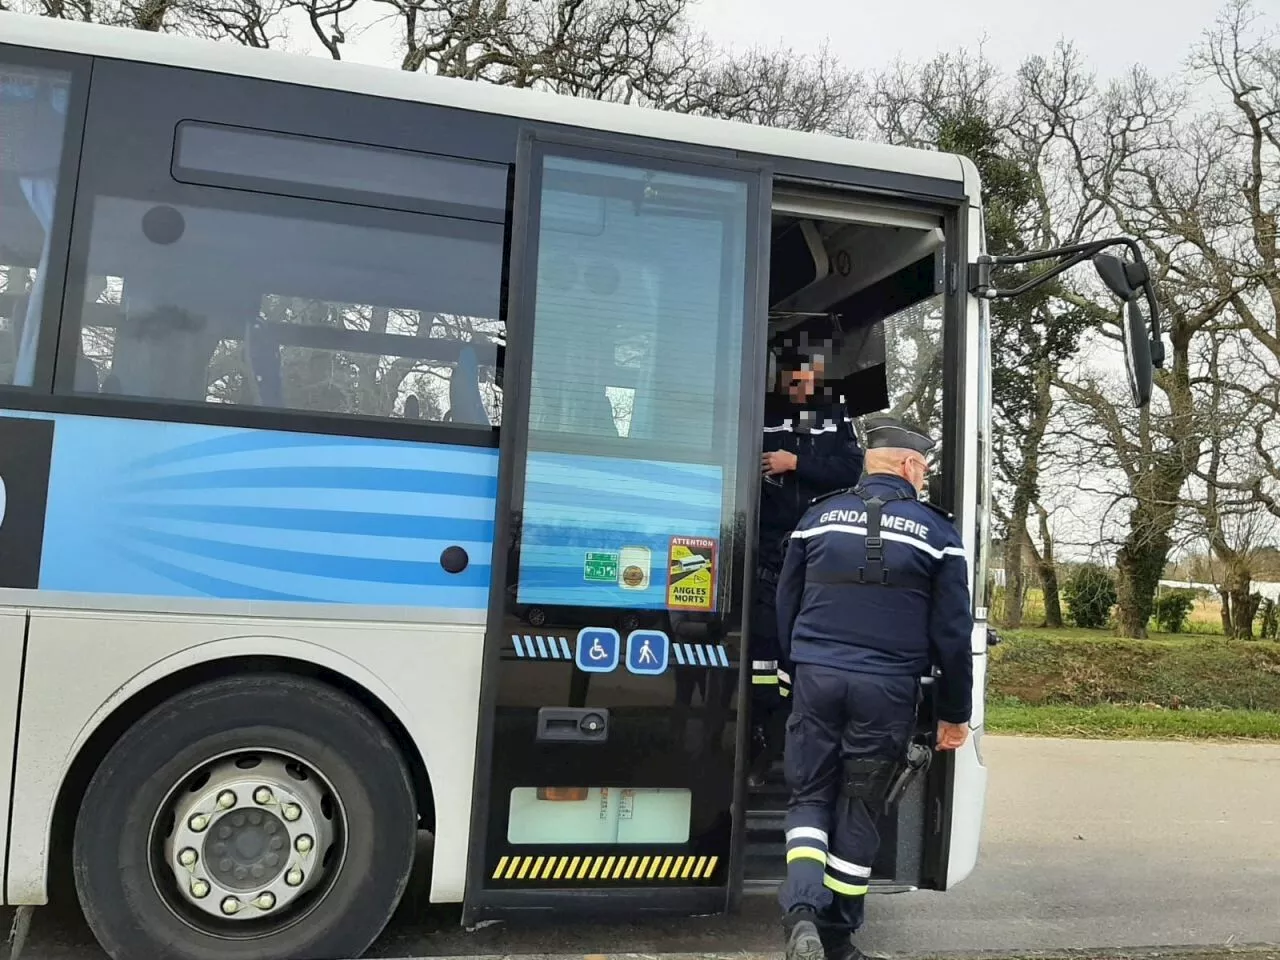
[967,236,1165,369]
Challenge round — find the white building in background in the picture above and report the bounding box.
[1158,579,1280,603]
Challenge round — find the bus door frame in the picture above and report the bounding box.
[745,177,972,896]
[462,123,774,923]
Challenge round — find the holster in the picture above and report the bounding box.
[882,739,933,809]
[840,677,936,811]
[838,757,898,805]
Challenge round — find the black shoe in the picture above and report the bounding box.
[817,924,866,960]
[824,942,868,960]
[782,910,826,960]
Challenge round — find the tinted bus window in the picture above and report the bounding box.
[172,121,509,223]
[514,152,751,613]
[0,59,73,388]
[64,138,506,427]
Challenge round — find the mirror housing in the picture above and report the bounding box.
[1092,253,1157,408]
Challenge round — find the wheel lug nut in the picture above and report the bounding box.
[253,892,276,910]
[188,813,210,832]
[282,803,301,822]
[178,848,198,868]
[191,879,210,899]
[220,896,241,915]
[295,835,313,854]
[286,868,304,886]
[253,787,273,805]
[216,791,237,810]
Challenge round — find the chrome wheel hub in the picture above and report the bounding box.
[159,754,341,924]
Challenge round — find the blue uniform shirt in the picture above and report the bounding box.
[757,397,864,572]
[775,473,974,724]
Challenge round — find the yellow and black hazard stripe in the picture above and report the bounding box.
[490,853,720,883]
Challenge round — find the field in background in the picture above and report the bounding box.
[990,588,1228,634]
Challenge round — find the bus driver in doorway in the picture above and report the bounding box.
[750,339,864,786]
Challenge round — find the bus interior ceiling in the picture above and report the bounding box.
[765,208,944,414]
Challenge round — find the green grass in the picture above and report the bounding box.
[987,701,1280,741]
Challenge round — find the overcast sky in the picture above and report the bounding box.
[687,0,1221,81]
[328,0,1226,84]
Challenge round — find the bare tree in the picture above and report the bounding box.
[16,0,288,38]
[1184,3,1280,531]
[1187,325,1273,636]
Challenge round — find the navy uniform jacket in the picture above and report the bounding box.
[775,473,974,724]
[758,396,865,573]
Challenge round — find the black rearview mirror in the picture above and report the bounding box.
[971,238,1165,409]
[1093,253,1156,408]
[1121,299,1154,408]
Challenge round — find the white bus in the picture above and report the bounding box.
[0,15,1161,960]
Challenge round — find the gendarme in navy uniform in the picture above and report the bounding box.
[774,414,973,960]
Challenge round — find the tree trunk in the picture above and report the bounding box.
[1245,594,1262,638]
[1001,365,1053,629]
[1036,505,1064,628]
[1229,590,1261,640]
[1221,563,1257,639]
[1219,588,1233,636]
[1261,599,1279,641]
[1113,494,1176,638]
[1003,513,1028,629]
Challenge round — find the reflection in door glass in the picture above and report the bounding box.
[516,154,751,612]
[0,62,72,387]
[879,293,945,497]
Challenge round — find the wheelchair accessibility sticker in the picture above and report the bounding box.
[626,630,669,676]
[575,628,621,673]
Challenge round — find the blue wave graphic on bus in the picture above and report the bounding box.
[516,451,723,611]
[31,413,499,608]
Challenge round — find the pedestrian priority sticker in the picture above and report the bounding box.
[626,630,669,676]
[666,537,716,611]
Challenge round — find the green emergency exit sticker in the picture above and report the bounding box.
[584,551,620,583]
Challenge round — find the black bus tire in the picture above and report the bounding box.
[72,673,417,960]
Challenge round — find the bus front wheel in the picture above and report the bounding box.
[73,673,417,960]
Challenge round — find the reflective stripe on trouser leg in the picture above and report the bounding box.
[784,825,828,867]
[751,659,779,685]
[823,851,870,897]
[825,794,879,933]
[777,666,792,698]
[780,816,832,916]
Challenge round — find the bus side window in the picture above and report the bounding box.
[58,99,508,433]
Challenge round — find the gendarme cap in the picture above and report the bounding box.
[862,414,936,454]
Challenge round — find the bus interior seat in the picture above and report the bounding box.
[244,315,283,408]
[445,343,490,426]
[74,351,100,392]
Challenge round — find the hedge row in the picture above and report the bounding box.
[988,632,1280,711]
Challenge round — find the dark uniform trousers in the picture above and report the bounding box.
[779,664,918,935]
[749,565,789,770]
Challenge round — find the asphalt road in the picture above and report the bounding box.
[5,736,1280,958]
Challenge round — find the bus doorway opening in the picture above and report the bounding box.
[740,190,950,891]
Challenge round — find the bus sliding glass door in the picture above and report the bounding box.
[463,132,768,920]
